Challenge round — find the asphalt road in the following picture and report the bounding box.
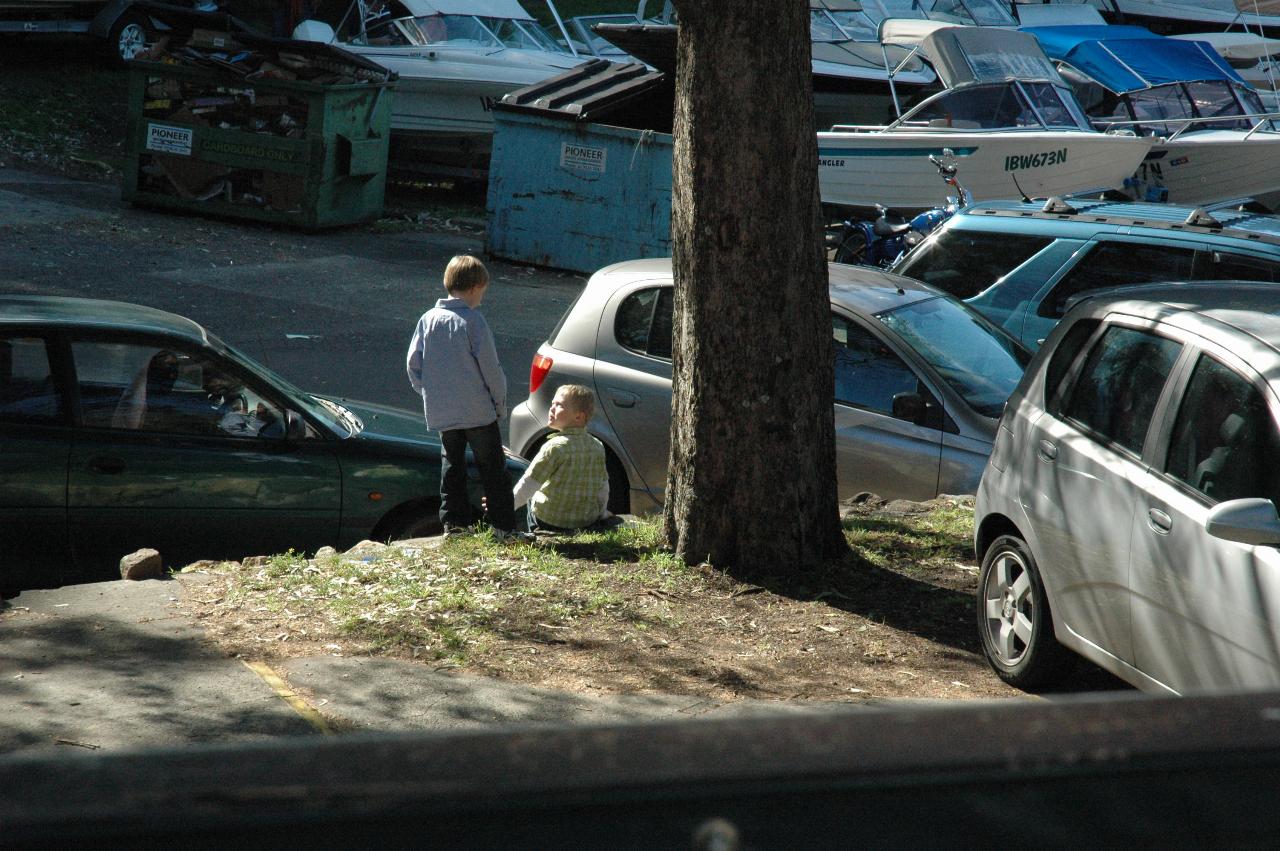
[0,165,587,442]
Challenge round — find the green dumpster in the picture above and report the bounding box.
[123,50,395,229]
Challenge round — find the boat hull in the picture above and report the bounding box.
[1130,131,1280,207]
[336,43,580,169]
[817,130,1155,212]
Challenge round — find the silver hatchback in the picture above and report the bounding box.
[510,258,1029,514]
[976,282,1280,694]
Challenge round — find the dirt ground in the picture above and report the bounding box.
[177,499,1091,704]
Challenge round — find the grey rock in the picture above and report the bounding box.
[119,549,163,581]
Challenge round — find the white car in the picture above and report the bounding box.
[976,282,1280,693]
[510,258,1029,514]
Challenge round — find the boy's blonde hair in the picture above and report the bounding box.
[443,254,489,293]
[556,384,595,420]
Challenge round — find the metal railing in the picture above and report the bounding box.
[1092,111,1280,141]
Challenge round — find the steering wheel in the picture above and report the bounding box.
[207,391,248,413]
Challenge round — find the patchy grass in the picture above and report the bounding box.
[0,50,129,177]
[182,500,1028,702]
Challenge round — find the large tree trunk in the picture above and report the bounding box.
[663,0,846,569]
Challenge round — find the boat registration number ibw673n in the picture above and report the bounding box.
[1004,148,1068,172]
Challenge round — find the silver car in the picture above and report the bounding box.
[976,282,1280,694]
[510,258,1029,514]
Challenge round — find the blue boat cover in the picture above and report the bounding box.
[1021,25,1244,93]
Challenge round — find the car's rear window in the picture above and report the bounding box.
[614,286,674,359]
[894,229,1053,299]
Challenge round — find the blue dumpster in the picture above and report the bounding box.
[485,60,673,274]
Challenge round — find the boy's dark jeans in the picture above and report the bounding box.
[439,421,515,532]
[529,511,623,535]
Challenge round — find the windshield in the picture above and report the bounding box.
[219,341,355,436]
[876,295,1029,417]
[861,0,1015,25]
[562,14,636,55]
[900,83,1044,129]
[481,16,564,51]
[812,9,878,41]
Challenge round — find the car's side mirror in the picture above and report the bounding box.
[285,410,308,441]
[891,391,926,424]
[1205,498,1280,547]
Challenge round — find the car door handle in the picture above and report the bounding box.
[88,455,126,475]
[1148,508,1173,535]
[608,389,639,408]
[1037,440,1058,462]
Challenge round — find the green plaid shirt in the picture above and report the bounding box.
[526,427,607,528]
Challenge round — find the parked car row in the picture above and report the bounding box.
[507,195,1280,698]
[10,192,1280,698]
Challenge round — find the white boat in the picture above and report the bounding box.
[1022,0,1280,38]
[1027,23,1280,205]
[593,1,943,128]
[818,23,1156,212]
[1171,30,1280,110]
[293,0,584,174]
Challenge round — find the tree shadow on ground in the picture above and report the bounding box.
[0,615,319,753]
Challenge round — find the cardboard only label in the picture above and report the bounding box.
[146,123,194,156]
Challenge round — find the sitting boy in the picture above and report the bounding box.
[513,384,616,533]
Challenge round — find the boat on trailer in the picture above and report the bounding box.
[1026,23,1280,206]
[818,23,1155,213]
[1020,0,1280,39]
[294,0,585,176]
[593,0,942,129]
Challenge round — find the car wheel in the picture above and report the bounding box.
[977,534,1074,690]
[387,510,443,541]
[107,11,152,65]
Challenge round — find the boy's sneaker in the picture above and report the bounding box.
[493,528,536,544]
[443,525,472,538]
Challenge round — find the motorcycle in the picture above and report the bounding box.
[827,148,969,268]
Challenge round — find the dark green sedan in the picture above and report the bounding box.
[0,295,525,593]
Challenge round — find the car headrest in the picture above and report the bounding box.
[1220,412,1247,445]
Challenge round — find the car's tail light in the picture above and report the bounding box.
[530,353,553,394]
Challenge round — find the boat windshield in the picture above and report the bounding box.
[861,0,1015,26]
[560,14,637,56]
[896,81,1090,130]
[812,8,878,41]
[1093,80,1264,134]
[360,10,566,52]
[875,295,1029,419]
[480,15,565,51]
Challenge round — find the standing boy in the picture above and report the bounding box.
[512,384,614,533]
[406,255,528,541]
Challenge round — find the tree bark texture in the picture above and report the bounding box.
[663,0,846,569]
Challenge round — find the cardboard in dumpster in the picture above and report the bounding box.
[123,2,395,226]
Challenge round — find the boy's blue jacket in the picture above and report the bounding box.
[406,297,507,432]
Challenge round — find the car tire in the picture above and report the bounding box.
[604,449,630,515]
[107,11,152,65]
[977,534,1075,690]
[387,510,443,541]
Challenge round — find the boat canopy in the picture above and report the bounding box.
[1171,31,1280,60]
[811,0,863,10]
[921,26,1064,89]
[1023,25,1244,93]
[877,17,956,48]
[397,0,533,20]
